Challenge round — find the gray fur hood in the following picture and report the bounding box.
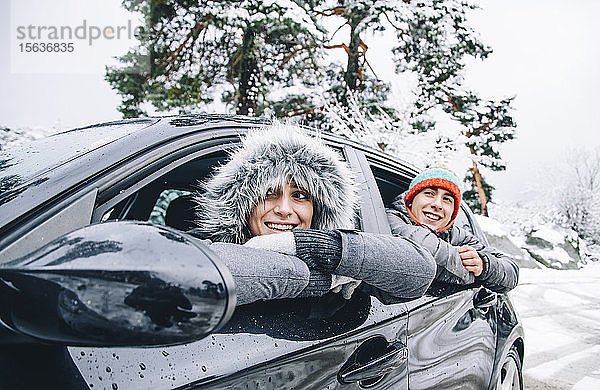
[193,122,358,244]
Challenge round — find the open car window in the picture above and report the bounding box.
[364,159,483,299]
[97,151,227,226]
[92,140,377,342]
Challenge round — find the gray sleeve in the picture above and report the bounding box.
[387,212,475,285]
[333,231,436,299]
[193,239,312,306]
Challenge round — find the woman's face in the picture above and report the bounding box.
[249,181,314,236]
[409,187,455,231]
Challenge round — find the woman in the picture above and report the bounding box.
[189,122,437,305]
[386,166,519,293]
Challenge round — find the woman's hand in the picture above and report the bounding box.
[457,245,484,276]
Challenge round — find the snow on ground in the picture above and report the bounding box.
[509,262,600,389]
[474,213,509,237]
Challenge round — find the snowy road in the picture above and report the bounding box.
[509,262,600,389]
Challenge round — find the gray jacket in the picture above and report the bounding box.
[191,230,436,305]
[387,193,519,293]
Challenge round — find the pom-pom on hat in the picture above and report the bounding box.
[404,167,462,228]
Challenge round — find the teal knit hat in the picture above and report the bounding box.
[405,167,462,228]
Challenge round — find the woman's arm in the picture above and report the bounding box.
[293,230,437,301]
[189,237,331,305]
[239,228,437,303]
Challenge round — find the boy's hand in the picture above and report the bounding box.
[457,245,484,276]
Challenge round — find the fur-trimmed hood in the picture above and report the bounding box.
[193,122,359,244]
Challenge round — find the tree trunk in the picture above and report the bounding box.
[344,23,361,103]
[343,6,369,104]
[236,27,259,115]
[469,146,489,216]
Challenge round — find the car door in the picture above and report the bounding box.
[62,130,413,389]
[357,149,497,389]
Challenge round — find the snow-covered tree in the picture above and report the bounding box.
[313,1,515,215]
[106,0,325,117]
[108,0,516,214]
[322,91,461,168]
[391,1,516,215]
[553,148,600,245]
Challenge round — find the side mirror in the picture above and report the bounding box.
[0,221,236,347]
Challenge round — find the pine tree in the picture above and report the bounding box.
[392,0,516,215]
[108,1,516,214]
[302,1,408,128]
[463,169,495,215]
[106,0,325,117]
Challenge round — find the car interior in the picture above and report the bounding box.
[100,151,228,228]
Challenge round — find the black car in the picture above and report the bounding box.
[0,115,523,389]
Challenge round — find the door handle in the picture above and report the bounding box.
[473,288,497,309]
[338,340,408,384]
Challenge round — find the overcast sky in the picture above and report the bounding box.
[1,0,599,203]
[466,0,600,203]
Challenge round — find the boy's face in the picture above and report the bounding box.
[249,181,313,237]
[409,187,455,231]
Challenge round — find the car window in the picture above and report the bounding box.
[97,151,227,225]
[93,141,376,339]
[370,164,410,208]
[98,145,361,232]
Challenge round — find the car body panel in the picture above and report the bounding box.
[69,294,408,389]
[405,288,496,389]
[0,115,524,389]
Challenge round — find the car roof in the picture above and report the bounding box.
[0,114,419,233]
